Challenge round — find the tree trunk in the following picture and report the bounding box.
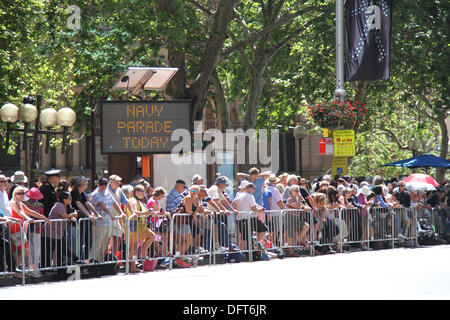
[436,116,449,184]
[190,0,239,121]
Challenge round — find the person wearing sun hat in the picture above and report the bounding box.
[8,171,29,200]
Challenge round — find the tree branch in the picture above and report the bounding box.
[220,5,317,60]
[378,128,409,150]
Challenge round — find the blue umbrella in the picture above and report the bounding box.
[382,154,450,168]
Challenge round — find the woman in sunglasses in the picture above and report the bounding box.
[9,187,49,276]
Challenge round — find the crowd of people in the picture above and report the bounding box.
[0,167,449,276]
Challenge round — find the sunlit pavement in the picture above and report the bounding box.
[1,245,449,300]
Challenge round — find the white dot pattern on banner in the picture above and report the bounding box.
[350,1,390,61]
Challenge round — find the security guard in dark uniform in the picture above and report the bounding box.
[39,169,61,217]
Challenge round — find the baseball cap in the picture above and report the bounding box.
[176,180,187,187]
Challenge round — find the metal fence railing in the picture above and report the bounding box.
[1,205,433,285]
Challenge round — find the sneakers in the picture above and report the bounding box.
[195,247,208,254]
[175,258,192,268]
[27,270,41,278]
[216,246,228,254]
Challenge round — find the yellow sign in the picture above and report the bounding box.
[332,157,348,177]
[333,129,355,157]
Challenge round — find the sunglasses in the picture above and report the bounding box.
[98,183,108,186]
[16,192,25,195]
[191,190,199,193]
[0,180,6,183]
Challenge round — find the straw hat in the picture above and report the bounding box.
[11,171,28,184]
[268,174,280,184]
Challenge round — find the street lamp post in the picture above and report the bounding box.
[334,0,347,102]
[293,123,308,177]
[1,95,76,186]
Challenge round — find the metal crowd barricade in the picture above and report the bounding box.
[1,204,426,286]
[169,213,213,269]
[369,207,394,247]
[39,218,79,270]
[211,211,233,263]
[264,209,283,252]
[280,209,313,256]
[313,208,342,252]
[124,213,173,273]
[406,207,419,247]
[430,208,445,234]
[86,215,128,266]
[337,208,360,250]
[233,211,258,262]
[0,220,24,283]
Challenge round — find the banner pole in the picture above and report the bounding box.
[334,0,347,101]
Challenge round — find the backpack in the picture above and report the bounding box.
[418,219,446,245]
[225,244,242,263]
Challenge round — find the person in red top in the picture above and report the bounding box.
[9,187,49,277]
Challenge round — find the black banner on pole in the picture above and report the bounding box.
[345,0,392,81]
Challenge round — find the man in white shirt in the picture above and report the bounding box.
[265,174,285,246]
[0,174,18,272]
[207,176,236,214]
[232,183,267,250]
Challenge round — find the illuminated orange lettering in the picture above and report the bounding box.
[123,137,131,149]
[164,121,173,132]
[126,105,135,118]
[127,121,135,133]
[154,105,163,117]
[131,137,140,149]
[136,121,145,133]
[145,105,154,118]
[141,137,149,149]
[136,106,145,118]
[154,121,163,133]
[146,121,154,132]
[151,136,159,148]
[117,122,126,134]
[160,137,168,148]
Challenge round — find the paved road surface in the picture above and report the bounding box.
[1,245,449,300]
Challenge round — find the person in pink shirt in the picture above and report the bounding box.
[147,187,171,257]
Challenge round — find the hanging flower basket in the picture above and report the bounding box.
[307,99,368,130]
